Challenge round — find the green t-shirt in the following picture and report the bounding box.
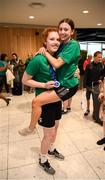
[57,39,80,88]
[26,54,52,95]
[0,60,6,76]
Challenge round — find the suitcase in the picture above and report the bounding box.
[12,82,22,95]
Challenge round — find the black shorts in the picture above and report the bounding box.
[54,85,78,101]
[38,101,62,128]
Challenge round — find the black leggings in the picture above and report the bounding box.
[0,76,9,93]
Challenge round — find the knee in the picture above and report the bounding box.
[44,131,55,142]
[49,131,56,142]
[32,98,41,108]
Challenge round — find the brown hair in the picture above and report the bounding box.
[94,51,102,57]
[42,27,58,47]
[58,18,76,39]
[58,18,75,30]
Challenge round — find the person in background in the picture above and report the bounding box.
[83,54,92,71]
[19,28,64,175]
[24,53,34,93]
[83,54,92,115]
[11,53,24,81]
[25,53,33,69]
[0,53,10,96]
[78,50,87,90]
[11,53,24,95]
[4,54,15,96]
[0,54,11,105]
[83,51,103,125]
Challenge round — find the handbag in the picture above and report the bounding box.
[6,69,15,84]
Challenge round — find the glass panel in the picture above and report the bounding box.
[87,43,101,56]
[79,42,87,50]
[102,50,105,57]
[102,43,105,48]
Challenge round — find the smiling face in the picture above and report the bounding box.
[44,29,60,54]
[58,22,74,44]
[94,52,102,63]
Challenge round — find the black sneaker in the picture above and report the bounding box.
[84,109,90,116]
[48,149,65,160]
[97,137,105,145]
[39,159,55,175]
[6,98,11,106]
[62,109,68,114]
[67,107,71,111]
[94,120,103,126]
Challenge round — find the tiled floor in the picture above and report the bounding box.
[0,90,105,180]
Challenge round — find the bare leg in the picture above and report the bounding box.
[68,98,72,109]
[39,126,56,174]
[41,126,55,155]
[63,98,72,110]
[48,121,65,160]
[29,90,60,130]
[62,98,72,114]
[48,121,59,152]
[62,100,69,111]
[49,121,59,146]
[41,121,59,156]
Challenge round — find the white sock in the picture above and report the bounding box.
[49,143,54,152]
[40,154,47,163]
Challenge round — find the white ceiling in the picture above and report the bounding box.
[0,0,105,28]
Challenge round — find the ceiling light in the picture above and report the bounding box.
[97,23,102,26]
[29,16,35,19]
[82,10,89,14]
[29,2,45,8]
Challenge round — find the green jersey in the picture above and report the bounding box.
[26,54,52,95]
[57,39,80,88]
[0,60,6,76]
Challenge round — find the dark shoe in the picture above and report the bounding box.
[84,109,90,116]
[48,149,65,160]
[6,98,11,106]
[39,159,55,175]
[94,120,103,126]
[62,109,68,114]
[97,137,105,145]
[67,107,71,111]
